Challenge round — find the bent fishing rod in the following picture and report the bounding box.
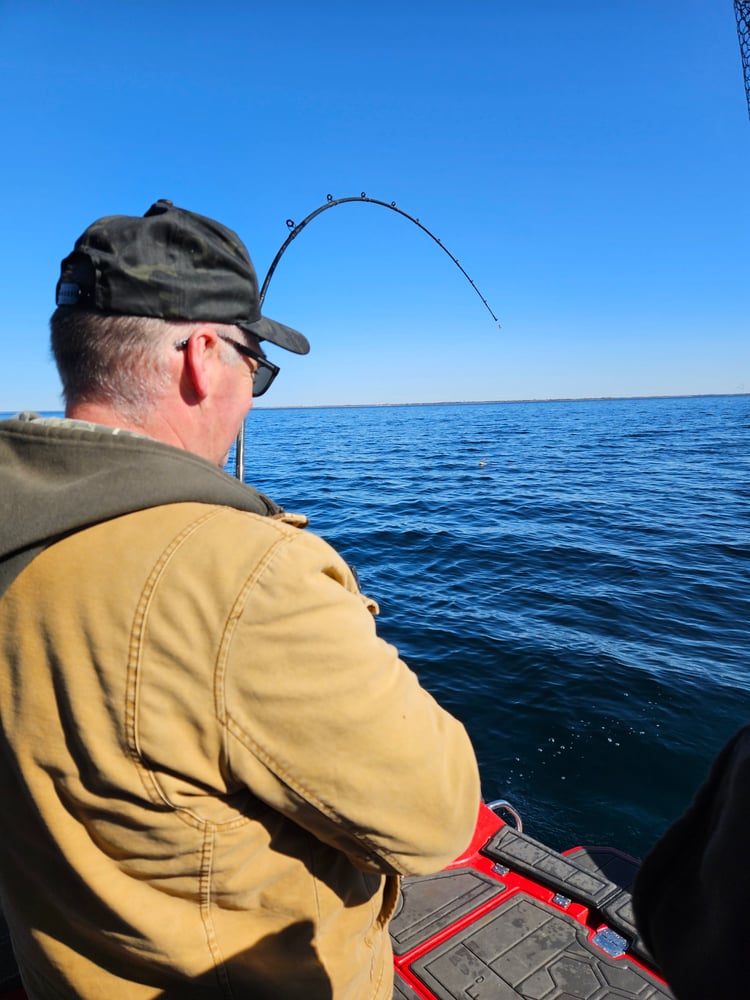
[235,192,500,480]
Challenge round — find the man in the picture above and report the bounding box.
[0,200,481,999]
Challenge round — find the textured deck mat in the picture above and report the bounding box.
[393,973,424,1000]
[409,892,673,999]
[482,826,654,965]
[566,846,638,893]
[390,868,505,957]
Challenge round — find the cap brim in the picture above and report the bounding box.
[240,316,310,355]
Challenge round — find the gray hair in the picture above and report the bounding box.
[49,309,241,420]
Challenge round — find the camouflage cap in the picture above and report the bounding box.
[55,199,309,355]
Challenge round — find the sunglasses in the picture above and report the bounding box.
[218,335,279,397]
[176,334,280,397]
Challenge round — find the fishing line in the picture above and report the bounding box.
[235,192,500,480]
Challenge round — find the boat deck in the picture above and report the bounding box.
[0,806,673,999]
[392,807,673,999]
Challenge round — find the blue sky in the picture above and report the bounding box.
[1,1,748,409]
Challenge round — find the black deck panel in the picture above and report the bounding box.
[393,973,424,1000]
[566,847,638,894]
[409,892,673,1000]
[566,847,657,968]
[390,868,506,957]
[482,827,653,965]
[483,827,621,905]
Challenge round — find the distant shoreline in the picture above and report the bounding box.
[252,391,750,412]
[2,392,748,418]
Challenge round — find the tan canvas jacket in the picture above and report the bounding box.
[0,421,481,1000]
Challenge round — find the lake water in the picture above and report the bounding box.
[233,394,750,860]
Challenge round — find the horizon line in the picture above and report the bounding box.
[2,391,747,418]
[252,391,750,412]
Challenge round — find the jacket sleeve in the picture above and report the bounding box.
[633,725,750,1000]
[221,524,482,877]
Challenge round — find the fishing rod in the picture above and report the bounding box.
[235,192,501,480]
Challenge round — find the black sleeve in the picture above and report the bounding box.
[633,725,750,1000]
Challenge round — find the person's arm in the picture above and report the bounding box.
[633,726,750,1000]
[222,526,481,876]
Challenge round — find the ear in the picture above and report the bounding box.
[181,326,220,401]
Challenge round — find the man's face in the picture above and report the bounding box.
[212,329,265,467]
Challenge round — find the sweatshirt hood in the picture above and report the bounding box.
[0,415,284,596]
